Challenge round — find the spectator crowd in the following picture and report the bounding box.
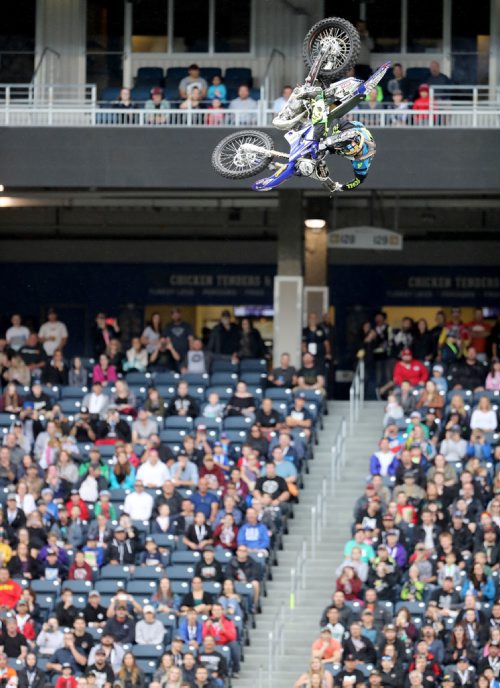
[296,307,500,688]
[0,306,332,688]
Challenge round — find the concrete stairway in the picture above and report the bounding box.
[237,400,383,688]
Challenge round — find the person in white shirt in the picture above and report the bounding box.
[123,480,153,520]
[136,449,171,488]
[6,314,30,352]
[38,308,68,356]
[82,382,110,418]
[470,396,498,433]
[272,85,293,114]
[135,605,166,645]
[229,85,257,126]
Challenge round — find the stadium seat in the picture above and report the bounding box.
[164,416,194,431]
[125,372,152,385]
[199,67,222,82]
[211,360,239,374]
[182,373,210,387]
[31,580,61,595]
[132,644,164,659]
[64,580,93,594]
[239,372,266,386]
[135,659,157,677]
[126,580,158,596]
[165,67,189,81]
[165,564,195,581]
[223,416,253,431]
[135,67,164,86]
[133,566,164,580]
[224,67,253,87]
[265,388,293,402]
[239,358,267,373]
[170,551,202,565]
[95,580,126,594]
[59,399,82,414]
[205,386,234,402]
[153,534,177,550]
[100,564,132,581]
[160,429,188,443]
[153,371,181,385]
[210,372,238,386]
[60,386,88,399]
[171,580,190,595]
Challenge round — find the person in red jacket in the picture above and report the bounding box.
[335,565,363,602]
[65,490,90,521]
[202,602,241,677]
[393,348,429,388]
[0,568,22,610]
[54,663,77,688]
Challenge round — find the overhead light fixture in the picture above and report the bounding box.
[0,185,4,193]
[304,218,326,230]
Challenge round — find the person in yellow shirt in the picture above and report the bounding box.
[0,529,12,568]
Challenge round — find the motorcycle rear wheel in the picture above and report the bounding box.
[303,16,360,80]
[212,130,275,180]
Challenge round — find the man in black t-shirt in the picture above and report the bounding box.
[87,647,115,687]
[254,462,290,516]
[255,398,283,429]
[167,381,199,418]
[198,636,228,682]
[334,654,365,686]
[226,545,261,612]
[0,616,28,658]
[302,312,330,365]
[296,353,325,395]
[19,333,47,380]
[73,613,94,658]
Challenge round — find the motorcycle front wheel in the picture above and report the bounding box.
[211,130,275,180]
[303,16,360,80]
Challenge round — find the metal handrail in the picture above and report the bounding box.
[32,46,61,83]
[260,48,286,104]
[349,360,365,433]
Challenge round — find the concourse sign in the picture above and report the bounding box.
[328,226,403,251]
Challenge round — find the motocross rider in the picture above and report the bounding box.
[307,86,376,191]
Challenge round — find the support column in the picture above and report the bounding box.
[490,0,500,90]
[35,0,86,87]
[273,190,303,368]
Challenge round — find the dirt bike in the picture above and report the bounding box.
[211,17,390,193]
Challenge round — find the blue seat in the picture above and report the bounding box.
[126,371,152,385]
[182,373,210,387]
[136,67,164,86]
[223,416,253,431]
[133,566,164,580]
[156,385,176,399]
[210,372,238,386]
[247,385,263,400]
[160,429,188,444]
[64,580,93,594]
[100,564,132,581]
[164,416,194,431]
[95,580,126,594]
[165,564,195,581]
[224,67,253,87]
[131,86,152,104]
[222,430,248,443]
[240,358,267,373]
[132,644,165,659]
[96,444,117,458]
[199,67,222,82]
[37,595,56,612]
[136,659,157,677]
[187,386,206,401]
[31,580,61,595]
[127,580,158,596]
[101,87,121,102]
[194,416,222,431]
[153,371,181,385]
[165,67,189,81]
[395,600,426,616]
[239,372,266,386]
[41,385,61,400]
[153,534,177,551]
[170,551,202,565]
[211,360,239,374]
[202,581,222,596]
[446,389,473,402]
[59,399,82,414]
[473,389,500,403]
[0,413,15,427]
[60,386,88,399]
[265,388,293,401]
[171,580,190,595]
[215,550,232,565]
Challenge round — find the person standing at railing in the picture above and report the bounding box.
[228,85,257,126]
[145,86,170,126]
[428,60,452,88]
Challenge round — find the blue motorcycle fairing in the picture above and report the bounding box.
[252,123,319,192]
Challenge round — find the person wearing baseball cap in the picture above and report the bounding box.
[392,346,428,388]
[135,605,165,645]
[334,653,365,686]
